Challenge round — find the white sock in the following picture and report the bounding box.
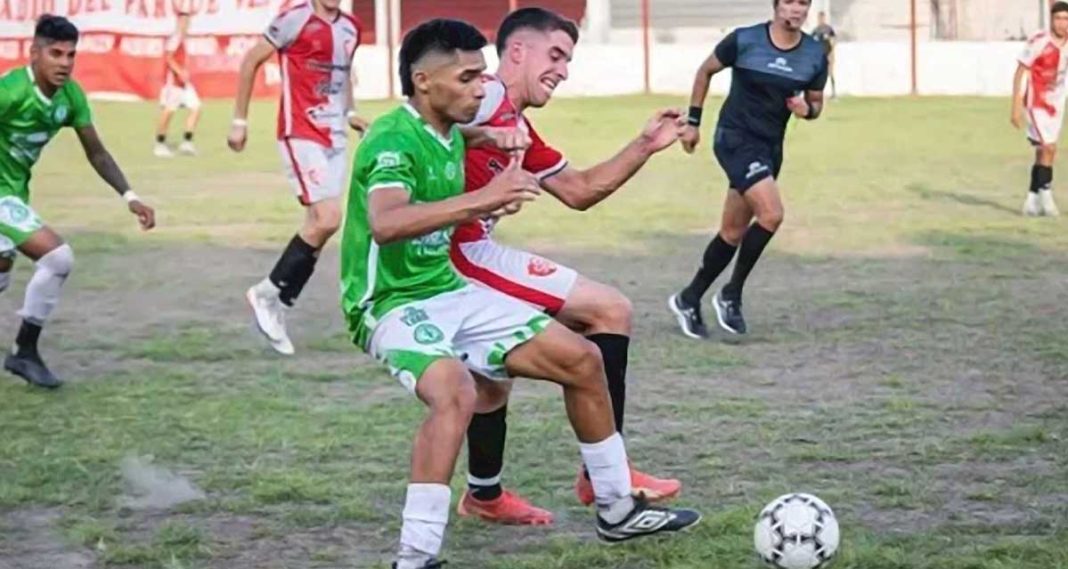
[578,433,634,524]
[396,483,451,569]
[18,244,73,324]
[253,277,281,296]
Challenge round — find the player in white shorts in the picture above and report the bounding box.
[1012,1,1068,217]
[228,0,369,354]
[451,8,687,526]
[154,9,200,158]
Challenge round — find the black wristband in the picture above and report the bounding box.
[804,103,818,120]
[687,106,703,127]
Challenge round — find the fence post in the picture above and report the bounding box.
[641,0,650,94]
[909,0,918,96]
[386,0,395,99]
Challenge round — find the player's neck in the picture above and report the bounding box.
[30,65,58,99]
[769,20,802,50]
[497,70,530,113]
[311,1,339,21]
[1052,31,1068,45]
[408,99,453,138]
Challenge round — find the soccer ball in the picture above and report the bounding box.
[753,493,840,569]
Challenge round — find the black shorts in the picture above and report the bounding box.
[712,128,783,192]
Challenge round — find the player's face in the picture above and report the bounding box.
[425,50,488,124]
[30,40,77,88]
[775,0,811,32]
[519,30,574,108]
[1052,11,1068,39]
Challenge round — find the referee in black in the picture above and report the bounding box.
[669,0,828,338]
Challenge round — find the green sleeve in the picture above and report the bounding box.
[0,82,12,120]
[357,133,419,197]
[66,81,93,128]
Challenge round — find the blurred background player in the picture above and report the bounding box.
[0,15,156,388]
[154,9,201,158]
[228,0,368,355]
[341,19,701,568]
[1012,1,1068,217]
[453,7,683,527]
[811,11,837,99]
[669,0,827,338]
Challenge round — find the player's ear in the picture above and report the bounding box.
[411,68,432,95]
[507,40,524,65]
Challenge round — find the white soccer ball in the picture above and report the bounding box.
[754,493,840,569]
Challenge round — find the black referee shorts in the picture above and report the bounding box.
[712,128,783,193]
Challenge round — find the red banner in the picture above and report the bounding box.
[0,0,288,99]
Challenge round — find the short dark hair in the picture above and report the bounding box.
[35,15,79,44]
[1053,1,1068,15]
[399,19,487,97]
[496,8,579,55]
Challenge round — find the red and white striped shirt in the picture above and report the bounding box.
[264,3,362,148]
[454,76,569,243]
[163,31,188,88]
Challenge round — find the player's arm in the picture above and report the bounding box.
[681,31,734,154]
[368,161,540,244]
[165,51,188,83]
[1011,62,1029,129]
[787,54,829,121]
[227,38,276,152]
[541,108,683,211]
[74,126,156,230]
[459,126,531,154]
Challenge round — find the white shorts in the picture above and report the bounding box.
[1027,105,1065,146]
[368,285,552,392]
[450,239,579,314]
[159,84,201,111]
[277,139,347,205]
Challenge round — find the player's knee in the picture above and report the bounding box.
[433,375,477,423]
[758,208,785,231]
[38,244,74,277]
[312,207,342,235]
[561,338,606,389]
[591,288,632,332]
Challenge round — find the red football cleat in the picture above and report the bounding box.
[575,464,683,506]
[456,489,554,526]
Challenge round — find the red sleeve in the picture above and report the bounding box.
[523,122,568,180]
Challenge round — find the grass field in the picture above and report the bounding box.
[0,95,1066,569]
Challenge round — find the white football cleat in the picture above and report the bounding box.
[1039,188,1060,216]
[246,282,294,356]
[1023,193,1042,216]
[178,141,197,156]
[153,143,174,158]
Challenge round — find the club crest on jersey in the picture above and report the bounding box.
[445,162,457,181]
[527,258,557,277]
[52,105,68,124]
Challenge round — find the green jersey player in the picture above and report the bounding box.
[340,19,700,569]
[0,15,156,388]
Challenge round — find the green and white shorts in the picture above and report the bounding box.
[0,195,43,259]
[368,285,552,393]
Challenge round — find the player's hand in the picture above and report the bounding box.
[348,114,370,135]
[227,123,248,152]
[787,95,810,118]
[128,200,156,231]
[483,127,532,155]
[1011,104,1024,130]
[480,158,540,213]
[679,124,701,154]
[638,108,684,154]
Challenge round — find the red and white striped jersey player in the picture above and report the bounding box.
[229,0,369,355]
[1012,2,1068,217]
[450,8,687,527]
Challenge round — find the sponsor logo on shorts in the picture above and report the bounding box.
[400,307,429,327]
[306,167,323,187]
[527,257,557,277]
[413,323,445,345]
[746,161,769,179]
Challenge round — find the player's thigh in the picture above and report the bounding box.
[181,86,202,111]
[503,320,603,390]
[452,239,577,315]
[555,275,633,335]
[367,291,470,395]
[277,139,339,206]
[0,196,59,261]
[159,86,181,111]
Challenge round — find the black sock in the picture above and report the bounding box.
[1033,165,1053,194]
[467,405,507,501]
[268,234,320,307]
[681,234,738,306]
[15,320,42,356]
[587,334,629,434]
[183,132,194,142]
[155,134,165,144]
[722,223,776,301]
